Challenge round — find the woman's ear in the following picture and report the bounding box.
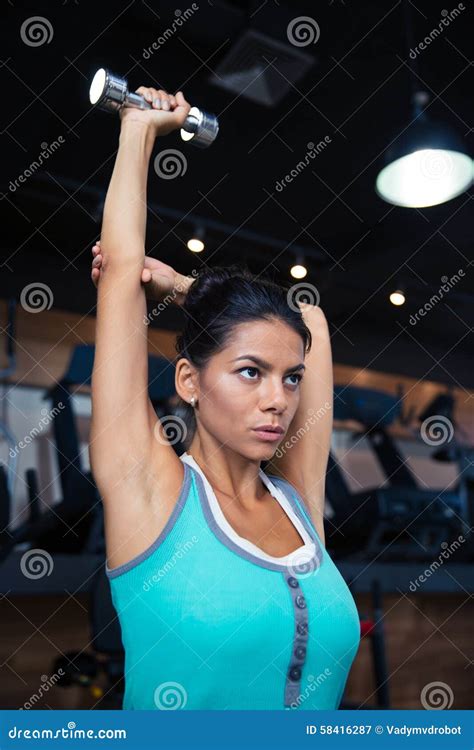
[175,357,199,405]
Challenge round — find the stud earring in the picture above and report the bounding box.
[190,395,196,407]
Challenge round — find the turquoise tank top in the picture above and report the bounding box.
[106,454,361,710]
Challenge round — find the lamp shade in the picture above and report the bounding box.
[376,113,472,208]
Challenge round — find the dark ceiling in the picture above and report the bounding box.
[1,0,473,388]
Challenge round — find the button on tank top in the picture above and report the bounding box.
[106,452,361,710]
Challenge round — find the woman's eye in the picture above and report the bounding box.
[239,367,259,379]
[287,373,303,385]
[238,367,302,386]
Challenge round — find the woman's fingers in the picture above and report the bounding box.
[151,89,173,110]
[135,86,154,103]
[134,85,180,111]
[91,240,102,287]
[137,86,168,108]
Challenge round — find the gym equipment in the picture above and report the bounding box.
[326,385,469,562]
[339,579,390,709]
[0,299,19,501]
[0,465,10,548]
[0,345,104,560]
[89,68,219,149]
[0,344,178,562]
[52,564,124,709]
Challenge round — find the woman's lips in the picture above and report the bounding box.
[252,429,283,442]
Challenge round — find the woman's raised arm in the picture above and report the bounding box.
[266,303,333,545]
[89,86,191,508]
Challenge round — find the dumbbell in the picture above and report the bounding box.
[89,68,219,148]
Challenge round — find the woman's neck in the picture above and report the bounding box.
[185,445,267,510]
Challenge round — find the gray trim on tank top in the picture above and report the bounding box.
[105,460,192,579]
[105,458,324,578]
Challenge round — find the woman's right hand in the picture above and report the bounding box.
[119,86,191,138]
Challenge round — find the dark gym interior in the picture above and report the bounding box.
[1,0,473,711]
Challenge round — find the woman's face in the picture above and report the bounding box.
[195,318,306,460]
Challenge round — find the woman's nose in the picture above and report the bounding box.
[262,384,288,411]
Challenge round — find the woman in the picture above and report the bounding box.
[89,83,361,711]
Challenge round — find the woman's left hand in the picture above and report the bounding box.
[91,240,194,305]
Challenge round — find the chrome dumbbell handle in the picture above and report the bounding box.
[89,68,219,149]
